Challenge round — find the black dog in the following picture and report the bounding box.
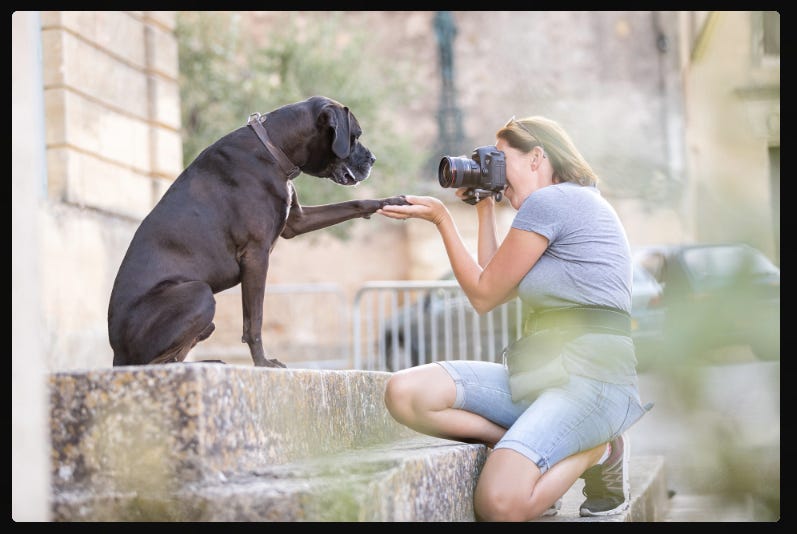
[108,96,407,368]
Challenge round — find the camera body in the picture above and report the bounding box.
[438,145,506,203]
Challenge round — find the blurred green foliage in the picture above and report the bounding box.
[176,11,426,239]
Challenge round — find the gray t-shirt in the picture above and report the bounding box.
[511,182,637,383]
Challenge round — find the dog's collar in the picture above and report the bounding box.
[247,112,301,180]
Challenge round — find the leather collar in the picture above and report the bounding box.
[247,112,301,179]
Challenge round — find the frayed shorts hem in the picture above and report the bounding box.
[493,440,551,474]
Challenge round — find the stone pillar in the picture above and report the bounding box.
[12,10,51,522]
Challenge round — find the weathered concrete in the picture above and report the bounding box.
[52,435,488,521]
[49,364,668,521]
[50,365,414,493]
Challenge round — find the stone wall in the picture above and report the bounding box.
[38,11,182,371]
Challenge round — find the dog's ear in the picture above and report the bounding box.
[319,105,352,159]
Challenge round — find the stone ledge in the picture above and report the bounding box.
[49,364,668,521]
[50,364,415,495]
[538,456,669,522]
[52,436,488,521]
[52,445,666,521]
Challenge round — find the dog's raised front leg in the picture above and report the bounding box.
[281,195,408,238]
[239,249,286,368]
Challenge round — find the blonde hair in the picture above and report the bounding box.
[496,116,598,186]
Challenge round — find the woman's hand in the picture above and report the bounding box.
[455,187,496,208]
[377,195,449,226]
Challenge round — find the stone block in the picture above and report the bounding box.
[52,436,486,521]
[145,23,179,79]
[535,456,668,523]
[40,27,64,87]
[148,74,181,130]
[143,11,176,31]
[39,205,135,371]
[44,88,150,172]
[49,365,415,496]
[151,176,174,205]
[47,147,155,218]
[41,11,147,70]
[151,126,184,179]
[42,28,149,119]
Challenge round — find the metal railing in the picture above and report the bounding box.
[263,283,351,368]
[190,282,351,368]
[352,281,524,371]
[200,280,524,370]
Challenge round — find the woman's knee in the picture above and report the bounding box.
[384,364,453,423]
[474,482,535,522]
[384,372,414,421]
[474,449,542,521]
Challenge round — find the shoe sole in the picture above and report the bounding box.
[540,498,563,517]
[579,434,632,517]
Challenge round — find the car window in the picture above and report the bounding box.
[637,251,667,284]
[634,263,655,285]
[681,245,779,291]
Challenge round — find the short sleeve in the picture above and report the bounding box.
[511,186,564,243]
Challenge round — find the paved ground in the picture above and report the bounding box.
[632,356,779,522]
[664,493,757,522]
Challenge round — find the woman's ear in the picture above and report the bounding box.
[531,146,544,170]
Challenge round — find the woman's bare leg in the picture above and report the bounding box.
[384,362,608,521]
[474,443,606,521]
[384,363,507,447]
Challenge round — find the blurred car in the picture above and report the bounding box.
[632,242,780,367]
[629,258,665,358]
[380,261,665,371]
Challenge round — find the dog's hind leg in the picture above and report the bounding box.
[118,280,217,365]
[151,322,216,364]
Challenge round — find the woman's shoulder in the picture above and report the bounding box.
[528,182,595,204]
[539,181,594,194]
[518,183,581,218]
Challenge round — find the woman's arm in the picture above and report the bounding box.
[379,195,548,314]
[473,195,500,268]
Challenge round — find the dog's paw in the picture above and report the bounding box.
[380,195,410,207]
[263,358,287,368]
[362,196,409,219]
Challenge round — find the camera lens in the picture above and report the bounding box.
[438,156,481,188]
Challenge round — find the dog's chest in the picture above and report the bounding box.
[269,181,293,251]
[283,181,293,224]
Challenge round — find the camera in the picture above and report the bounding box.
[438,145,506,204]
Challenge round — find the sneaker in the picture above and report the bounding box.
[578,433,631,516]
[540,498,563,517]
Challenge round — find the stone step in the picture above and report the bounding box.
[53,435,488,521]
[542,455,669,522]
[48,364,668,521]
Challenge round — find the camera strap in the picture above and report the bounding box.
[523,306,631,337]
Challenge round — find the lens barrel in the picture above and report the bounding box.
[438,156,482,188]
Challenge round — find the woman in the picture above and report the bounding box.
[377,116,649,521]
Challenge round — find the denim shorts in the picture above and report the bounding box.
[436,360,648,474]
